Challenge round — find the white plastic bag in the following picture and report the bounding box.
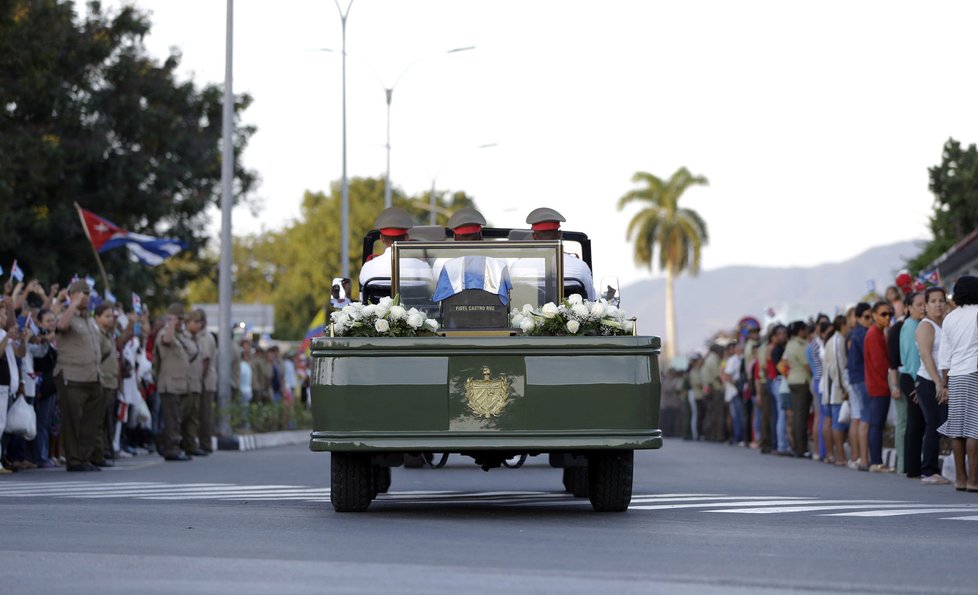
[838,399,852,424]
[5,395,37,441]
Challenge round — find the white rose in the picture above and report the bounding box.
[622,320,634,333]
[407,312,424,329]
[567,294,583,305]
[520,318,536,332]
[374,319,390,333]
[522,303,534,314]
[362,304,378,318]
[605,305,619,318]
[590,302,606,318]
[389,305,407,320]
[511,313,525,327]
[378,296,394,309]
[424,318,439,331]
[541,302,559,318]
[572,304,589,318]
[566,320,580,334]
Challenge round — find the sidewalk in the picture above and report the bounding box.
[217,430,310,452]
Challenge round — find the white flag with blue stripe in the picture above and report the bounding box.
[432,256,512,305]
[102,232,187,266]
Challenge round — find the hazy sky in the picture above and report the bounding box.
[101,0,978,287]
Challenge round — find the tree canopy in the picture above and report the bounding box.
[910,138,978,272]
[0,0,256,308]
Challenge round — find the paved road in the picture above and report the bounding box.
[3,439,977,594]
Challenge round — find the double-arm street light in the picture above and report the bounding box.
[333,0,353,279]
[383,46,475,209]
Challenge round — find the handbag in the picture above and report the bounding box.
[5,395,37,441]
[838,399,852,424]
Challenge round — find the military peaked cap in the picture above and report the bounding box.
[525,207,566,231]
[375,207,413,237]
[446,208,487,234]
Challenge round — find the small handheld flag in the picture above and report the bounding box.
[10,260,24,283]
[132,292,142,315]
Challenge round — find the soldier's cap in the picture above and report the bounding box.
[67,280,91,294]
[446,208,486,235]
[375,207,413,237]
[187,309,206,322]
[166,303,186,317]
[525,207,565,232]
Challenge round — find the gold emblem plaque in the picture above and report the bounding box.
[464,366,511,418]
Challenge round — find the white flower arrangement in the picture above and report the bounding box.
[331,295,439,337]
[511,297,635,336]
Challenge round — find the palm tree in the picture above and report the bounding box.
[617,167,709,361]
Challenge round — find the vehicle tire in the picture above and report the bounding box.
[562,467,589,498]
[330,452,374,512]
[373,465,391,494]
[403,454,424,468]
[587,450,633,512]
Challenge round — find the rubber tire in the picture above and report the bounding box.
[562,467,589,498]
[331,452,374,512]
[403,454,425,469]
[373,465,391,494]
[587,450,634,512]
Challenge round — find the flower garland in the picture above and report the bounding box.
[330,296,439,337]
[511,294,634,336]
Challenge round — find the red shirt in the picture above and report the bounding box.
[864,325,890,397]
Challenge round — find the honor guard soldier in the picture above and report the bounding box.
[190,309,217,455]
[359,207,433,299]
[54,279,107,472]
[525,207,597,300]
[446,208,486,241]
[155,303,193,461]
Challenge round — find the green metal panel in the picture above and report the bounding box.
[309,336,662,451]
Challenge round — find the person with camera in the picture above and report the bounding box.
[54,279,106,472]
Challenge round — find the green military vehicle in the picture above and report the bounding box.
[309,228,662,512]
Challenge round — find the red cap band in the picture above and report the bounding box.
[380,227,408,237]
[453,224,482,235]
[531,221,561,231]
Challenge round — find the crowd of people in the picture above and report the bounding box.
[0,275,310,474]
[661,275,978,490]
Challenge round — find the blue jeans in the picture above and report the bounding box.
[33,393,57,463]
[729,397,745,444]
[868,396,890,466]
[773,378,789,452]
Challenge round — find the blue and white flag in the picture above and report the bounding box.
[105,289,117,304]
[432,256,512,305]
[103,232,187,266]
[10,260,24,282]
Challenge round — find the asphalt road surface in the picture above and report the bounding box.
[4,438,978,594]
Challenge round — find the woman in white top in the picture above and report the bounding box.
[915,287,950,484]
[822,315,853,466]
[937,277,978,491]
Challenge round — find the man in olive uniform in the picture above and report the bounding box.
[700,342,725,442]
[182,309,205,456]
[191,309,217,454]
[155,303,193,461]
[524,207,597,300]
[55,280,107,472]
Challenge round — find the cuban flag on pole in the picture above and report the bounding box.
[76,205,187,266]
[9,260,24,282]
[432,256,512,305]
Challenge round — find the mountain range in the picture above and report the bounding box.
[620,240,922,357]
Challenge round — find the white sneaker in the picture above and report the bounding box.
[847,460,860,470]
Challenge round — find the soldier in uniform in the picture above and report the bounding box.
[155,303,193,461]
[182,309,206,456]
[54,280,107,472]
[93,303,120,467]
[359,207,414,288]
[446,208,486,241]
[524,207,597,300]
[190,309,217,454]
[700,342,726,442]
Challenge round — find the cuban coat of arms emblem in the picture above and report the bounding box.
[464,366,510,418]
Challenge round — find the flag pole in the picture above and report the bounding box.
[74,202,112,294]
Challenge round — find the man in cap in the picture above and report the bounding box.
[525,207,597,300]
[54,279,108,471]
[359,207,433,298]
[154,303,193,461]
[189,309,216,455]
[446,207,487,241]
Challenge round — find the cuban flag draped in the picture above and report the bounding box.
[432,256,512,305]
[77,205,187,266]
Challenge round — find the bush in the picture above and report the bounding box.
[226,399,312,433]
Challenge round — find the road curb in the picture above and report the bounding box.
[217,430,310,452]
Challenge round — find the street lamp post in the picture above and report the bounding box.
[216,0,234,437]
[383,46,475,210]
[334,0,353,279]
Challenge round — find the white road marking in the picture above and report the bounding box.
[825,508,978,517]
